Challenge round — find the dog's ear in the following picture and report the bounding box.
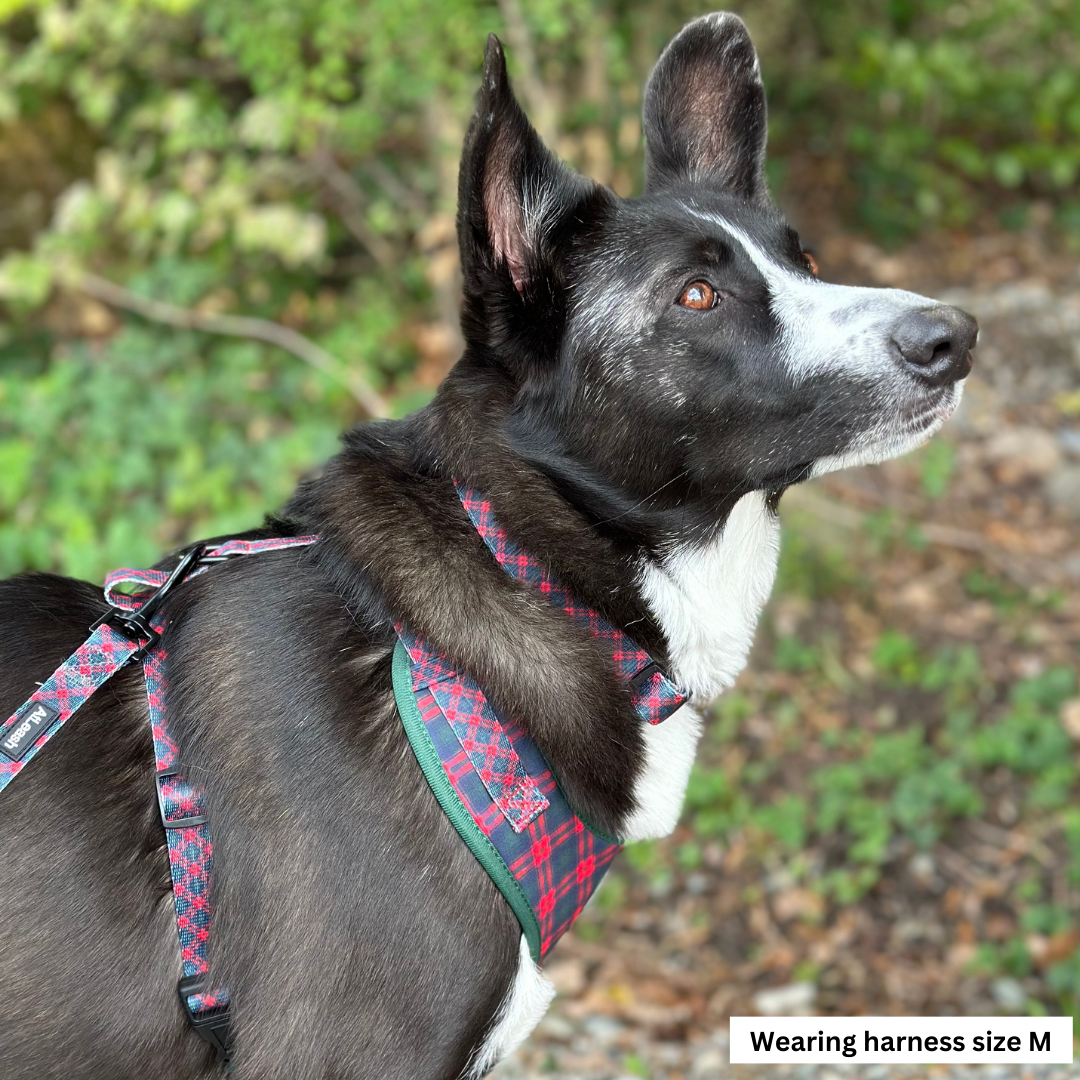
[458,36,596,305]
[642,12,768,199]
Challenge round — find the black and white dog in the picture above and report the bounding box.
[0,13,975,1080]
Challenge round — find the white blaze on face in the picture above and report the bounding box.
[683,207,942,380]
[681,206,967,470]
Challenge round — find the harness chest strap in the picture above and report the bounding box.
[392,484,689,962]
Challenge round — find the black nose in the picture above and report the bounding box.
[892,305,978,386]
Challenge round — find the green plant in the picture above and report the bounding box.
[918,438,957,499]
[771,0,1080,242]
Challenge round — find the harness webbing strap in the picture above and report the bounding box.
[0,533,319,1062]
[456,485,689,723]
[0,623,144,793]
[144,645,230,1024]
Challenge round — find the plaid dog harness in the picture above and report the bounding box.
[0,534,319,1065]
[392,485,689,962]
[0,480,688,1067]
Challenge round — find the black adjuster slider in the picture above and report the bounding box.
[154,766,208,830]
[178,975,232,1064]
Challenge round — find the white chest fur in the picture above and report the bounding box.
[639,490,781,700]
[476,492,781,1075]
[621,490,780,839]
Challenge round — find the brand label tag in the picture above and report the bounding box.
[1,701,61,760]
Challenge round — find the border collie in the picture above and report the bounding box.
[0,12,975,1079]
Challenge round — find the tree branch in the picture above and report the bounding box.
[76,272,390,419]
[362,158,429,216]
[306,148,396,270]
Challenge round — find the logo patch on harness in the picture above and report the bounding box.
[1,701,60,760]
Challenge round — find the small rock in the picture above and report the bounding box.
[689,1048,725,1079]
[536,1014,575,1041]
[991,976,1027,1010]
[546,958,587,997]
[985,426,1062,478]
[1060,698,1080,741]
[752,981,816,1016]
[909,851,937,886]
[1058,427,1080,458]
[582,1016,624,1042]
[1044,465,1080,518]
[651,1042,684,1067]
[685,872,709,895]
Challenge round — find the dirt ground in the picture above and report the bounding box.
[492,225,1080,1080]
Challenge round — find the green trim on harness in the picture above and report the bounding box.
[391,639,543,963]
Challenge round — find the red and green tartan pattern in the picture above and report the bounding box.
[143,647,229,1015]
[0,623,141,793]
[104,566,168,608]
[202,535,319,557]
[456,484,688,724]
[398,629,620,959]
[143,646,179,771]
[104,535,319,610]
[399,627,548,831]
[390,486,691,958]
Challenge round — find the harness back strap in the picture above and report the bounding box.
[0,534,319,1063]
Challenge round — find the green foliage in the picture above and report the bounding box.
[751,793,809,853]
[773,633,821,673]
[918,438,957,499]
[774,525,861,600]
[968,667,1079,810]
[0,319,353,579]
[0,0,1074,581]
[871,629,922,684]
[680,564,1073,913]
[770,0,1080,242]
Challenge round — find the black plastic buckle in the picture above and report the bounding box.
[154,767,208,830]
[90,544,206,662]
[629,660,661,691]
[178,975,232,1065]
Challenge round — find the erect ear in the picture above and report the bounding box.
[642,12,768,199]
[458,35,594,298]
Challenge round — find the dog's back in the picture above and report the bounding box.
[0,556,520,1079]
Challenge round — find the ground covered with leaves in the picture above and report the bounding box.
[494,229,1080,1080]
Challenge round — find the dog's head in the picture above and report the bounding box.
[455,13,976,543]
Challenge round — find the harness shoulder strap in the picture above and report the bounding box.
[0,533,319,1067]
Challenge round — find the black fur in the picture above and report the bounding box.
[0,14,975,1079]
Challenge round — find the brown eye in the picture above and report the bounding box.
[677,281,716,309]
[803,250,819,277]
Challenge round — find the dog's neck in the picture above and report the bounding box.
[426,366,782,701]
[295,375,782,836]
[638,491,781,699]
